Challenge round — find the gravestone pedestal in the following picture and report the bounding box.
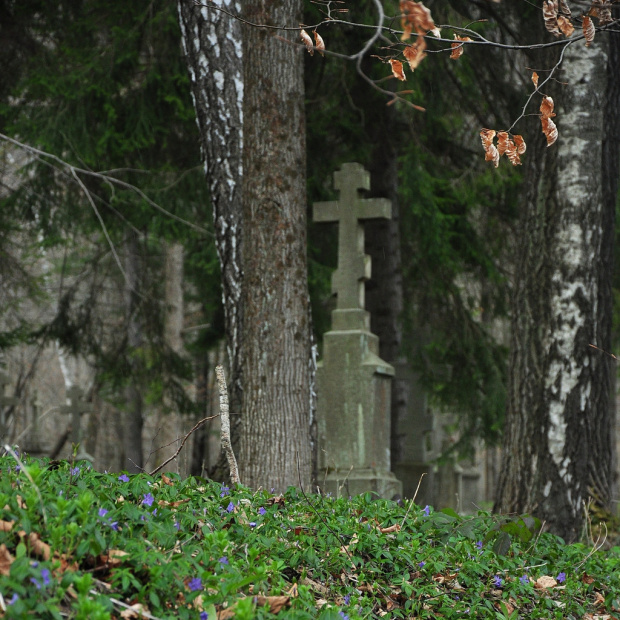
[317,309,400,498]
[314,163,401,499]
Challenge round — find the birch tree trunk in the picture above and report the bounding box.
[177,0,244,415]
[239,0,313,490]
[494,30,618,541]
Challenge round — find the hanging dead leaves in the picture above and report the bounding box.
[543,0,616,46]
[300,28,325,56]
[480,129,527,168]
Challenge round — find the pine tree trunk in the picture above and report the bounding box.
[494,34,616,541]
[239,0,313,491]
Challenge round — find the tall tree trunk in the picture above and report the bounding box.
[177,0,244,415]
[364,106,408,470]
[152,241,185,473]
[123,230,144,473]
[494,31,617,541]
[239,0,313,490]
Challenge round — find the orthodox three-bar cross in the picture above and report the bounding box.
[313,163,392,310]
[0,371,18,440]
[61,386,94,461]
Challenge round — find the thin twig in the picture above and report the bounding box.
[148,414,219,476]
[400,472,426,530]
[215,365,240,485]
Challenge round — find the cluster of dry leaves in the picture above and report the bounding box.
[480,130,527,168]
[543,0,617,46]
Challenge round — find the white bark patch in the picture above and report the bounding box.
[543,481,551,497]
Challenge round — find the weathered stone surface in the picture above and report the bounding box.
[314,163,401,499]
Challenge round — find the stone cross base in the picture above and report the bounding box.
[316,309,402,499]
[322,468,402,499]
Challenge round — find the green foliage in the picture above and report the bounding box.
[2,451,620,619]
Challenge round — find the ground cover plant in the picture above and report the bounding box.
[1,450,620,619]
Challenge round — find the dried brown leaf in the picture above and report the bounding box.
[0,544,14,576]
[161,474,174,486]
[583,15,595,47]
[541,117,558,146]
[497,131,510,156]
[589,1,613,25]
[403,37,427,71]
[535,575,558,589]
[513,134,527,154]
[313,30,325,56]
[557,15,575,36]
[540,95,556,118]
[532,71,539,87]
[505,139,523,166]
[480,129,500,168]
[254,595,291,613]
[450,35,472,60]
[558,0,571,16]
[400,1,439,40]
[300,29,314,55]
[0,520,14,532]
[543,0,561,36]
[389,59,406,81]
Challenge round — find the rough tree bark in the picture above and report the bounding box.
[239,0,313,490]
[123,230,144,473]
[177,0,244,416]
[494,25,619,541]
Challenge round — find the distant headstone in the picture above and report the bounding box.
[0,372,18,441]
[22,389,47,456]
[61,386,94,462]
[313,163,401,498]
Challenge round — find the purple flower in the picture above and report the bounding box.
[226,501,235,513]
[200,613,209,620]
[188,577,202,592]
[108,520,119,531]
[339,612,349,620]
[8,594,18,605]
[70,466,80,476]
[418,561,425,568]
[220,486,230,497]
[343,594,350,605]
[142,493,154,507]
[118,474,129,482]
[174,520,180,531]
[41,568,51,586]
[259,507,267,516]
[219,556,229,565]
[493,575,503,588]
[476,541,483,550]
[520,574,529,584]
[250,522,256,527]
[423,505,431,516]
[98,508,109,518]
[557,572,566,583]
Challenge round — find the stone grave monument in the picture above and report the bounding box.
[313,162,402,499]
[61,386,94,462]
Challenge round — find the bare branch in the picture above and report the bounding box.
[148,414,219,476]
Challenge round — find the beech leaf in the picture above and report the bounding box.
[543,0,561,36]
[389,59,406,81]
[450,35,472,60]
[400,1,440,40]
[300,29,314,55]
[313,30,325,56]
[403,37,427,71]
[583,15,595,47]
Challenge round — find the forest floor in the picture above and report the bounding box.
[1,451,620,619]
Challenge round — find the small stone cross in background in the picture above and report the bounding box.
[0,371,18,441]
[314,162,392,310]
[61,386,94,462]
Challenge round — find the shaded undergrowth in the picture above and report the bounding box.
[1,453,620,619]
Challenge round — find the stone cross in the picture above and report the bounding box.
[314,162,392,310]
[61,386,94,461]
[0,372,18,440]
